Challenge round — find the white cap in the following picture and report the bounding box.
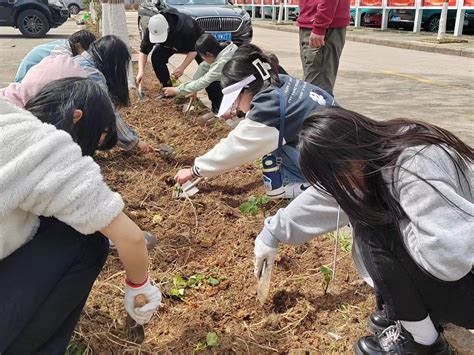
[148,14,169,43]
[217,75,256,117]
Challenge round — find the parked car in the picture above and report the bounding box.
[138,0,253,46]
[389,9,474,32]
[0,0,69,37]
[350,8,383,27]
[62,0,84,15]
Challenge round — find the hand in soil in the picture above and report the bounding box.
[175,168,194,185]
[136,140,155,155]
[163,87,178,97]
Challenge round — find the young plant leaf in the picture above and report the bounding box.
[208,276,220,286]
[206,332,219,347]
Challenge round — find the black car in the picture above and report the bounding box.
[138,0,252,46]
[0,0,69,37]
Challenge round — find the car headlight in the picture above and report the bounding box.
[241,11,250,21]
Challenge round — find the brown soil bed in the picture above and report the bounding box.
[72,67,375,354]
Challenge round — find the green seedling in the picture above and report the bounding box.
[169,274,224,300]
[194,332,219,353]
[338,233,352,253]
[320,265,333,295]
[66,341,86,355]
[239,195,269,216]
[170,75,181,87]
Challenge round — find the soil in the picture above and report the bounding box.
[72,67,376,354]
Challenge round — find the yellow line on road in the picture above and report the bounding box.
[378,70,454,88]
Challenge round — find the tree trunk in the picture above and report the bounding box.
[437,0,449,41]
[102,0,136,88]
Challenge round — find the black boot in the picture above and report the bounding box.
[354,322,453,355]
[368,307,395,335]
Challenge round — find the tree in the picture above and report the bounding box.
[437,0,449,41]
[101,0,136,87]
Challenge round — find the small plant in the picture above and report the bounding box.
[66,341,86,355]
[170,75,182,87]
[239,195,269,216]
[320,265,333,295]
[194,332,219,353]
[338,233,352,253]
[169,273,225,300]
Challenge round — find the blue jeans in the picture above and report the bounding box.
[276,145,306,185]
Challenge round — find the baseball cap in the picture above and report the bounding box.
[217,74,256,117]
[148,14,169,43]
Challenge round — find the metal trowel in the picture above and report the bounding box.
[257,259,274,305]
[173,178,202,199]
[137,84,146,101]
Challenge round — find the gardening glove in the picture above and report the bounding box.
[125,276,162,325]
[254,235,278,278]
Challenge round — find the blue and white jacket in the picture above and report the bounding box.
[192,75,336,177]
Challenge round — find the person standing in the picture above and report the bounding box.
[136,9,204,92]
[297,0,350,96]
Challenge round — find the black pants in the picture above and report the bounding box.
[0,218,109,354]
[150,46,223,113]
[353,222,474,329]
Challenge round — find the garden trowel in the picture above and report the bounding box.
[257,259,274,305]
[173,178,202,199]
[137,84,146,101]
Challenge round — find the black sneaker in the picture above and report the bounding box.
[368,308,396,335]
[354,322,453,355]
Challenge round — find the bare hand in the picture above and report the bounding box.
[136,72,144,86]
[136,140,155,155]
[174,168,194,185]
[162,87,178,97]
[309,32,325,48]
[172,66,184,78]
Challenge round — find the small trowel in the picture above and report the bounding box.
[173,178,202,199]
[137,84,146,101]
[257,259,274,305]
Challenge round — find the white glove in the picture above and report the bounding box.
[124,276,162,325]
[254,235,278,278]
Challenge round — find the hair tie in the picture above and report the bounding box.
[252,58,271,80]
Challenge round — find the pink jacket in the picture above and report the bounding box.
[297,0,350,36]
[0,55,87,108]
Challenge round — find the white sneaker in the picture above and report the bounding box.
[266,183,310,200]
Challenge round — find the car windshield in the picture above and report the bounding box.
[167,0,227,5]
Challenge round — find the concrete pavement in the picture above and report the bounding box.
[252,20,474,58]
[1,11,472,145]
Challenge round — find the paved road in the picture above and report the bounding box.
[1,13,472,144]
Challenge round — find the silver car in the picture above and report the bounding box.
[62,0,85,14]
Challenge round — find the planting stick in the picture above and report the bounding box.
[125,294,147,344]
[332,206,341,282]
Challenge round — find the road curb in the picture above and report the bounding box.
[251,22,474,58]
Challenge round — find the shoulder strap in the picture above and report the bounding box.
[276,87,286,165]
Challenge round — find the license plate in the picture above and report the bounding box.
[213,32,232,41]
[391,16,401,21]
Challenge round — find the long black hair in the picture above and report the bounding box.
[221,44,280,96]
[25,77,117,156]
[88,35,131,107]
[298,106,473,225]
[69,29,96,56]
[195,33,226,58]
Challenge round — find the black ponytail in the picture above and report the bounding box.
[221,45,280,96]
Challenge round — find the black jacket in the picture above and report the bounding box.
[140,8,204,55]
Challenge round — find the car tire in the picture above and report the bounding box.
[425,15,440,33]
[17,9,50,38]
[68,4,80,15]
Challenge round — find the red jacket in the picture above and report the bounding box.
[297,0,350,36]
